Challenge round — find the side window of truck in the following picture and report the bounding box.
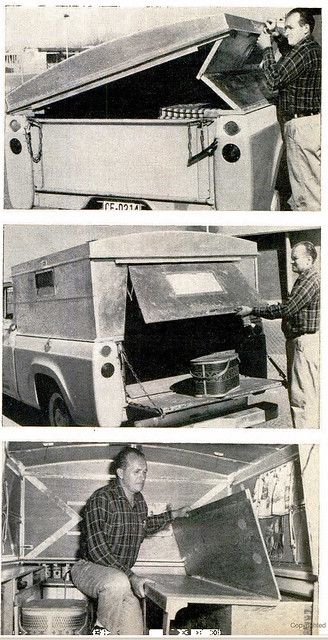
[3,285,14,320]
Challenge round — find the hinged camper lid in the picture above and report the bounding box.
[173,490,281,601]
[197,28,269,110]
[129,262,263,323]
[6,13,266,113]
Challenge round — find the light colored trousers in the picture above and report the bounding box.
[71,559,144,635]
[286,333,320,429]
[284,113,321,211]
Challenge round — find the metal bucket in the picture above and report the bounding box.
[190,350,240,397]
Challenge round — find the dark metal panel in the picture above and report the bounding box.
[6,14,263,113]
[199,33,268,110]
[129,262,263,323]
[173,491,280,600]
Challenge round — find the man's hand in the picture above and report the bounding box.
[171,506,191,520]
[257,29,273,50]
[130,574,146,598]
[235,306,253,317]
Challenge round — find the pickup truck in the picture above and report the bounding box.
[3,230,281,427]
[5,12,282,211]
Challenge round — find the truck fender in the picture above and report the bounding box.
[29,361,76,419]
[5,114,35,209]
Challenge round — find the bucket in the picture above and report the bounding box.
[190,350,240,397]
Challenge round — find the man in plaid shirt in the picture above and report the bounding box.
[71,446,190,635]
[237,241,320,428]
[257,8,321,210]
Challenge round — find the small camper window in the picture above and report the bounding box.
[3,285,13,319]
[166,272,224,296]
[35,269,55,296]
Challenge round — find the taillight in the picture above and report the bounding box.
[10,138,22,154]
[223,121,240,136]
[101,345,112,357]
[9,119,21,132]
[101,363,115,378]
[222,143,241,163]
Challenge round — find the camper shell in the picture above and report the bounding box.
[1,443,317,635]
[5,13,282,210]
[3,230,281,427]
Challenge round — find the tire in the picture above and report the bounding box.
[48,391,73,426]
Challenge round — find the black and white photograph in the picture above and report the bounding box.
[1,2,326,637]
[4,6,321,211]
[2,225,320,429]
[1,442,319,636]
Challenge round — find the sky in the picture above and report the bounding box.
[3,225,181,279]
[5,6,290,50]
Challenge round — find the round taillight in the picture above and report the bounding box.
[101,362,115,378]
[10,119,21,132]
[222,143,241,163]
[223,121,240,136]
[101,345,112,357]
[10,138,22,154]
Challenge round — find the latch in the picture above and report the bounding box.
[24,118,43,163]
[188,138,218,166]
[187,120,217,166]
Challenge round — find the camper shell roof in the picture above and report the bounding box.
[6,13,264,114]
[11,231,258,276]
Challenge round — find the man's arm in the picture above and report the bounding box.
[145,506,190,536]
[84,494,134,576]
[256,19,312,93]
[236,275,319,320]
[261,42,312,92]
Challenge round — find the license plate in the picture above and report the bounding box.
[101,200,142,211]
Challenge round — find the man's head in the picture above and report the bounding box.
[284,9,315,46]
[114,446,147,497]
[291,241,317,274]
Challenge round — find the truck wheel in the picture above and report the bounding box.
[48,391,73,426]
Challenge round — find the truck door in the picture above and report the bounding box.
[2,284,19,398]
[5,115,35,209]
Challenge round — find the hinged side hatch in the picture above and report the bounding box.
[197,25,269,111]
[173,490,281,601]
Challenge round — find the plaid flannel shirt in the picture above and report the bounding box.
[81,479,172,577]
[262,36,321,118]
[252,267,320,339]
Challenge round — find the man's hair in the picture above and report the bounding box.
[286,8,316,33]
[293,241,317,262]
[113,446,145,474]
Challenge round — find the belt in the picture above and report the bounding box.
[287,331,318,339]
[286,110,320,120]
